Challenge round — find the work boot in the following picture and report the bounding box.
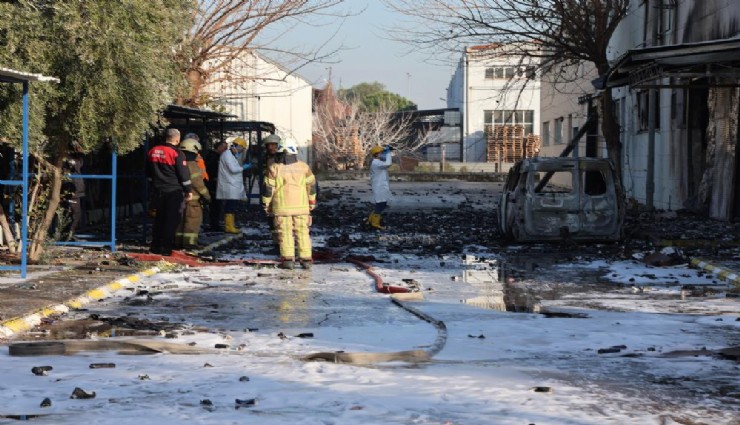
[299,259,312,270]
[224,213,240,234]
[369,213,384,230]
[277,259,294,270]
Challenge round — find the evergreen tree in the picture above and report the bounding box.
[0,0,195,260]
[338,82,416,112]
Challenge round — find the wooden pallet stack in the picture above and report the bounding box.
[525,134,540,158]
[485,125,502,162]
[486,125,529,163]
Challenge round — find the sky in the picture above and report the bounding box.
[275,1,457,110]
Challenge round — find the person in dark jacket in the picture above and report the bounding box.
[147,128,192,255]
[62,141,86,238]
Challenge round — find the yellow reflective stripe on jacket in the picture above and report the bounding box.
[264,161,315,216]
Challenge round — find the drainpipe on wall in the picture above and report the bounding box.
[463,53,469,163]
[646,0,662,210]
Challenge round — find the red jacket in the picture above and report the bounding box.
[147,143,192,194]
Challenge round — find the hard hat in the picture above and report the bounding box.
[263,134,281,145]
[232,137,247,148]
[180,138,202,153]
[370,145,384,156]
[278,138,298,155]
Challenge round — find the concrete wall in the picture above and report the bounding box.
[539,62,599,188]
[674,0,740,44]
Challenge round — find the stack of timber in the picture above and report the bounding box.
[525,134,540,158]
[486,125,538,163]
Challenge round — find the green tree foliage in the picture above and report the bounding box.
[0,0,194,155]
[0,0,195,260]
[337,82,416,112]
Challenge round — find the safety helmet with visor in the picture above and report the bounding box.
[278,138,299,155]
[180,138,202,154]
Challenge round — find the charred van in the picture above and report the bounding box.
[497,157,624,242]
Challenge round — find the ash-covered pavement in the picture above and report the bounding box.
[0,179,738,425]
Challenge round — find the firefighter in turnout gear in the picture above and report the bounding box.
[261,138,316,270]
[368,145,393,230]
[262,134,282,252]
[175,138,211,249]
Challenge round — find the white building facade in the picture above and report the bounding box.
[607,0,740,217]
[207,51,314,163]
[447,45,541,164]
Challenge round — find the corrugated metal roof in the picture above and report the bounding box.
[605,37,740,88]
[0,67,59,83]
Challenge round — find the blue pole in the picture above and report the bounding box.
[110,149,117,252]
[20,81,29,278]
[143,136,149,244]
[8,155,15,230]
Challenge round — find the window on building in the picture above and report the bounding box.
[637,90,661,132]
[484,66,536,80]
[554,118,563,144]
[484,109,535,135]
[567,114,573,143]
[542,121,550,146]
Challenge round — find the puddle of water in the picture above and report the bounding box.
[460,258,541,313]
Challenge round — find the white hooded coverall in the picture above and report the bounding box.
[370,151,392,204]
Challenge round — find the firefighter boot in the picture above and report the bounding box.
[278,259,295,270]
[369,213,384,230]
[224,213,240,234]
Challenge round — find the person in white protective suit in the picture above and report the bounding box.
[367,145,393,230]
[216,138,252,233]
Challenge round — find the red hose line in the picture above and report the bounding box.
[346,257,410,294]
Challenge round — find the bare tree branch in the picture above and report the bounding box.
[313,88,421,170]
[382,0,631,174]
[181,0,356,106]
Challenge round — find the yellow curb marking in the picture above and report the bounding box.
[86,288,108,300]
[3,319,29,333]
[0,266,162,337]
[67,300,84,309]
[690,258,740,287]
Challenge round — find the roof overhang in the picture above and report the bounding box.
[0,67,59,84]
[603,37,740,89]
[205,120,275,134]
[163,104,236,121]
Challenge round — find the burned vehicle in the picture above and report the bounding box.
[497,157,624,242]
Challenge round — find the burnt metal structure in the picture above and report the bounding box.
[605,38,740,90]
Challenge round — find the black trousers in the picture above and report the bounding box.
[207,181,222,229]
[150,189,185,255]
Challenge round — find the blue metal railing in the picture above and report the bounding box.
[53,151,117,252]
[0,81,29,277]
